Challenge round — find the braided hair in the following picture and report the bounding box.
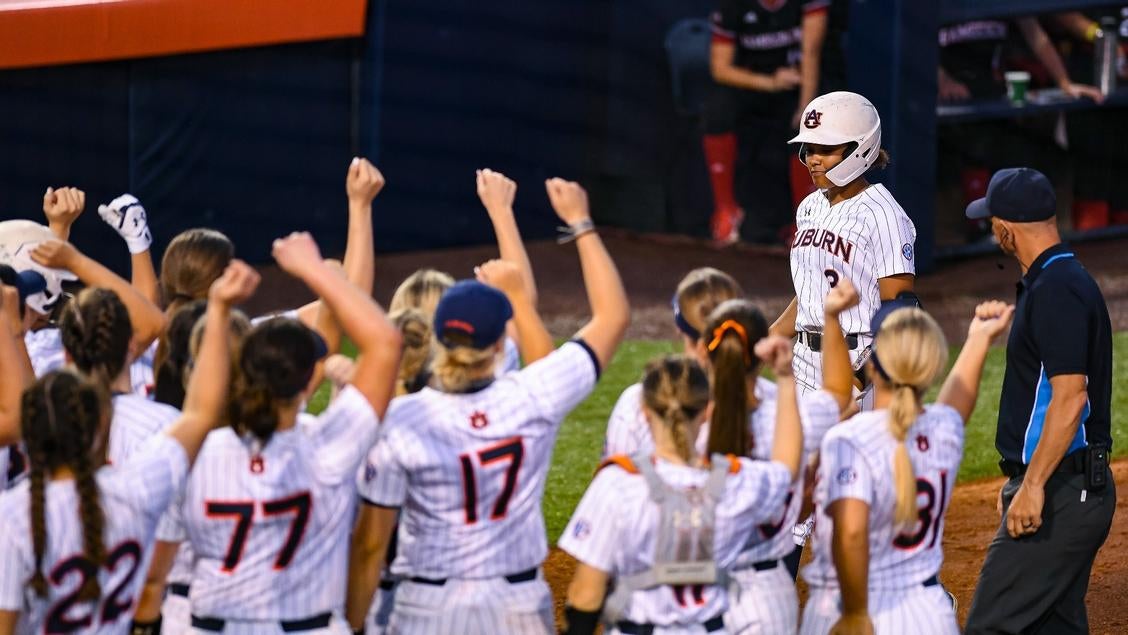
[21,370,108,600]
[59,287,132,389]
[641,355,711,463]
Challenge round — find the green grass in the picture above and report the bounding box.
[311,334,1128,542]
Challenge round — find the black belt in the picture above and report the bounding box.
[733,558,779,573]
[797,331,861,352]
[169,583,190,598]
[378,579,396,591]
[409,567,537,586]
[923,574,939,587]
[616,614,725,634]
[999,448,1086,479]
[191,613,332,633]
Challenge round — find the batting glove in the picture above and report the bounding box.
[98,194,152,254]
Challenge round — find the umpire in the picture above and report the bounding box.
[965,167,1116,634]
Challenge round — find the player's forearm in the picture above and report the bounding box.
[344,200,376,296]
[70,252,166,352]
[832,513,870,615]
[131,250,160,306]
[771,373,804,479]
[573,231,630,368]
[1023,388,1087,487]
[0,321,32,445]
[134,581,165,621]
[508,291,554,365]
[712,64,774,91]
[1055,12,1098,42]
[770,298,798,339]
[1018,18,1072,88]
[489,208,539,308]
[180,302,232,435]
[820,311,853,411]
[937,331,992,423]
[799,12,828,108]
[345,537,386,628]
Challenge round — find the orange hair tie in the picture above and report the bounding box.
[707,319,752,366]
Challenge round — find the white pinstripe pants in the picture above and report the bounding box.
[799,585,958,635]
[724,564,799,635]
[162,594,192,635]
[387,575,554,635]
[793,341,874,411]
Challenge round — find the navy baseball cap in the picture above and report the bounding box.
[966,167,1056,222]
[0,264,47,307]
[870,294,922,335]
[434,280,513,350]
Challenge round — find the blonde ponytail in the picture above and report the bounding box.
[432,344,496,393]
[871,308,948,531]
[641,355,711,464]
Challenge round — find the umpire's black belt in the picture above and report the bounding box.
[616,614,725,634]
[409,567,537,586]
[797,331,862,352]
[191,613,332,633]
[999,448,1086,479]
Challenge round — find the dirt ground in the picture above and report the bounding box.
[248,230,1128,630]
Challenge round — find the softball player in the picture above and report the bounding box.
[56,287,180,463]
[154,233,399,634]
[558,337,803,635]
[0,259,256,634]
[772,91,918,408]
[345,178,629,635]
[703,288,856,634]
[800,301,1014,635]
[603,267,742,458]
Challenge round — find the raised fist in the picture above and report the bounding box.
[545,178,590,225]
[347,157,385,206]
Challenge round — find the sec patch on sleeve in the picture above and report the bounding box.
[572,519,592,540]
[902,243,913,261]
[836,467,857,485]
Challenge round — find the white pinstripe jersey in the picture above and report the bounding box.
[733,388,839,567]
[157,385,380,619]
[359,341,599,579]
[790,184,916,334]
[803,404,965,590]
[25,329,155,397]
[0,434,188,634]
[558,456,792,627]
[107,394,178,465]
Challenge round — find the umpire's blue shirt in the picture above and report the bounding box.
[996,243,1112,465]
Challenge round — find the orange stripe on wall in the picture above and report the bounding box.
[0,0,368,69]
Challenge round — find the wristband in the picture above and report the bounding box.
[130,616,162,635]
[562,605,601,635]
[557,218,596,244]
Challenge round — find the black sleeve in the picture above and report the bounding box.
[711,0,742,40]
[1030,283,1091,377]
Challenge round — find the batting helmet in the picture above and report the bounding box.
[789,91,882,187]
[0,220,76,315]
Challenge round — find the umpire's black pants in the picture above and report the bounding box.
[965,468,1116,634]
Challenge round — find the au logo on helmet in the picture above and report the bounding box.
[803,110,823,129]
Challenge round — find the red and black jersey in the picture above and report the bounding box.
[938,20,1009,98]
[710,0,829,75]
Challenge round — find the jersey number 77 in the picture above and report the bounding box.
[205,491,312,572]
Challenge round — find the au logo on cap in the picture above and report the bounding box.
[804,110,823,129]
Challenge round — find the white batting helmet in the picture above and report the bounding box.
[789,91,882,187]
[0,220,76,315]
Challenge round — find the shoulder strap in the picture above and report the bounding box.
[596,454,639,475]
[704,453,732,498]
[632,453,667,503]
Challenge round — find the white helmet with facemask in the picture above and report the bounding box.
[0,220,77,315]
[789,91,882,187]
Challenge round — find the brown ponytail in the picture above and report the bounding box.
[703,300,768,457]
[870,308,947,529]
[20,370,108,599]
[229,319,321,444]
[641,355,711,463]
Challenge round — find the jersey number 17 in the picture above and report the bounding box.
[459,437,524,524]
